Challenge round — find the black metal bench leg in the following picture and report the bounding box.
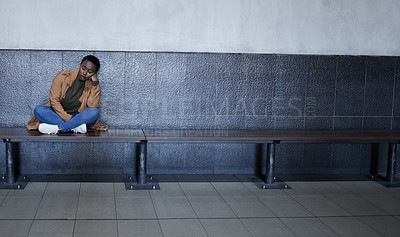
[5,139,16,184]
[138,140,147,185]
[267,142,276,185]
[386,143,398,183]
[0,139,29,189]
[374,142,400,187]
[124,140,159,190]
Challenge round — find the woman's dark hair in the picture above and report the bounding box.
[81,55,100,72]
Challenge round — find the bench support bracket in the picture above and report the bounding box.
[252,141,290,189]
[124,175,160,190]
[124,140,160,190]
[0,139,29,189]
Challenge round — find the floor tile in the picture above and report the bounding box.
[224,196,275,218]
[1,178,399,237]
[28,220,74,237]
[159,219,208,237]
[118,220,163,237]
[152,196,196,218]
[188,197,236,218]
[0,197,41,219]
[79,182,114,198]
[358,216,400,237]
[336,181,382,195]
[0,220,32,237]
[7,182,47,198]
[259,196,313,217]
[293,195,351,217]
[149,182,185,198]
[35,197,78,219]
[284,182,319,196]
[74,220,118,237]
[241,218,296,237]
[320,217,381,237]
[76,197,116,219]
[0,189,9,198]
[211,182,253,197]
[180,182,220,197]
[306,181,350,195]
[360,194,400,215]
[326,195,386,216]
[114,182,150,198]
[116,197,156,219]
[281,217,339,237]
[200,219,252,237]
[43,182,80,198]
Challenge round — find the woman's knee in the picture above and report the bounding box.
[34,105,49,117]
[84,107,100,119]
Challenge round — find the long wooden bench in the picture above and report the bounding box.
[143,129,400,189]
[1,128,400,189]
[0,127,159,190]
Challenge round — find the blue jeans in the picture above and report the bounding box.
[34,105,99,132]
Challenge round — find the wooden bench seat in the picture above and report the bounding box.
[0,127,145,141]
[144,129,400,141]
[143,129,400,188]
[1,127,400,189]
[0,127,150,189]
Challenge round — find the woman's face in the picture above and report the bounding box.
[78,60,97,82]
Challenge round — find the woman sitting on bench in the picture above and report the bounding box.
[27,55,108,134]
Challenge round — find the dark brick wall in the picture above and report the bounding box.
[0,50,399,175]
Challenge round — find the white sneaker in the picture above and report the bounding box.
[38,123,59,134]
[72,124,87,133]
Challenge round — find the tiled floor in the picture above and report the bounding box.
[0,175,400,237]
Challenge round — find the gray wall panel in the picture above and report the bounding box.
[0,51,31,126]
[364,57,396,117]
[124,52,157,128]
[30,51,63,111]
[335,56,366,117]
